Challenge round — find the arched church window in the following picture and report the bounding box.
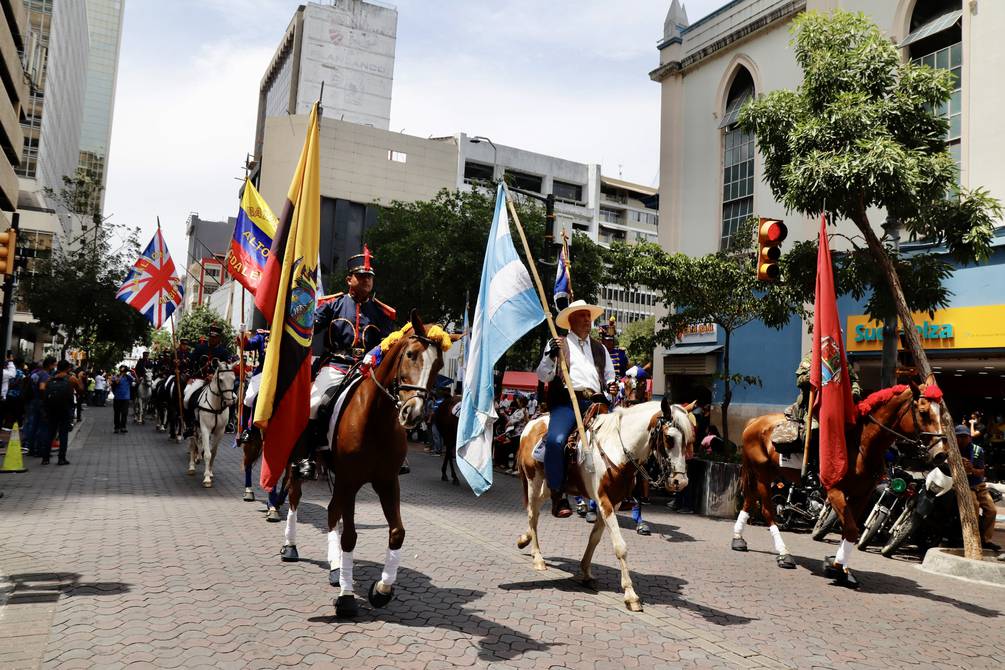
[719,67,755,250]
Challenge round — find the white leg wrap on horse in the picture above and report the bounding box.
[769,525,788,555]
[835,538,852,567]
[381,548,402,586]
[734,510,750,536]
[339,551,354,594]
[284,509,297,545]
[327,529,342,569]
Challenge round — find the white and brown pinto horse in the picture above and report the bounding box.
[516,398,694,612]
[186,361,238,488]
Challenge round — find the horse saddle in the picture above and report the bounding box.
[770,419,803,455]
[318,370,364,449]
[561,403,609,496]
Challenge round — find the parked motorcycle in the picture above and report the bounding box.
[880,466,959,558]
[772,470,830,532]
[857,466,923,550]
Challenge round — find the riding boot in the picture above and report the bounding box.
[551,492,572,518]
[307,417,329,448]
[238,426,260,446]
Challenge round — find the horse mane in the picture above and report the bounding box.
[857,382,944,417]
[668,403,695,449]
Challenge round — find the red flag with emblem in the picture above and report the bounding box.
[811,214,857,490]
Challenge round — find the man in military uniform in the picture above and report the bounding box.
[236,328,269,446]
[183,325,233,437]
[786,350,862,428]
[305,245,395,450]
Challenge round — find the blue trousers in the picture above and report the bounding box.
[544,398,590,492]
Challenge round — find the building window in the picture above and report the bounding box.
[463,161,494,184]
[387,150,407,163]
[906,2,963,181]
[504,169,542,193]
[720,67,755,250]
[553,180,583,203]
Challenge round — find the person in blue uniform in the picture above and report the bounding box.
[305,245,395,449]
[183,325,233,437]
[236,328,269,446]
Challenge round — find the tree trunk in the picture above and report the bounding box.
[851,209,983,560]
[721,328,732,447]
[881,313,897,387]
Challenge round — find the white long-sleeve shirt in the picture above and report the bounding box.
[2,361,16,397]
[536,332,615,394]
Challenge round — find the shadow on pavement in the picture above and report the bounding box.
[789,554,1003,617]
[308,561,555,662]
[498,557,755,627]
[3,572,130,605]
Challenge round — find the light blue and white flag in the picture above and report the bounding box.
[456,185,545,495]
[456,300,470,385]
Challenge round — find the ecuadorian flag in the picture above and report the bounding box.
[227,179,277,295]
[254,103,321,491]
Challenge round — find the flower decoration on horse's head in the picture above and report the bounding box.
[377,322,453,354]
[379,323,414,353]
[424,325,452,352]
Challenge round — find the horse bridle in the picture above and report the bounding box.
[198,364,236,415]
[611,412,688,490]
[864,390,945,448]
[369,334,438,410]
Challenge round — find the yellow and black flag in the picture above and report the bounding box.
[254,103,320,490]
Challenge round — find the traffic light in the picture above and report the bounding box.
[0,229,15,275]
[756,218,786,281]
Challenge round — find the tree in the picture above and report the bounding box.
[24,170,150,366]
[741,10,1002,559]
[367,188,610,369]
[150,328,174,355]
[619,316,656,366]
[609,220,801,445]
[175,305,236,355]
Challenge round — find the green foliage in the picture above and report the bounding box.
[24,171,150,366]
[367,188,610,370]
[150,328,174,355]
[619,316,656,365]
[740,10,1001,259]
[175,305,236,354]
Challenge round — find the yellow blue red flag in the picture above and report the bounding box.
[254,103,321,490]
[226,179,277,295]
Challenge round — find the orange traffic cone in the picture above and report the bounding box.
[0,423,27,473]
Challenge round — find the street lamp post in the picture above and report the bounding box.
[469,136,498,181]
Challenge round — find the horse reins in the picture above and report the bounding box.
[195,366,237,434]
[369,334,438,410]
[863,391,945,448]
[602,411,687,490]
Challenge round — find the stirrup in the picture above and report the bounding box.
[294,458,316,480]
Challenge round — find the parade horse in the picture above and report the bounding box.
[153,374,184,440]
[515,398,694,612]
[276,312,456,618]
[133,370,153,425]
[432,395,460,484]
[732,382,945,585]
[185,361,237,487]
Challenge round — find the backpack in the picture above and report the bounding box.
[44,375,74,412]
[6,369,24,399]
[21,371,37,402]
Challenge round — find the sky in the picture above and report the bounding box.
[103,0,725,266]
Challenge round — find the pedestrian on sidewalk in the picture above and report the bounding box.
[93,371,107,406]
[111,366,133,433]
[43,360,83,466]
[2,356,25,430]
[23,356,56,458]
[957,424,1000,552]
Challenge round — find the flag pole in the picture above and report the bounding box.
[801,388,815,477]
[168,312,186,434]
[561,227,574,299]
[503,185,589,454]
[237,288,247,436]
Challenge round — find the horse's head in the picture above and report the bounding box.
[908,381,946,463]
[212,359,238,408]
[866,383,946,463]
[652,397,695,493]
[393,310,457,429]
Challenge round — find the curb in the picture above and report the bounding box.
[920,547,1005,586]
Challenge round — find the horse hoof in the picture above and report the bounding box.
[202,480,213,488]
[834,568,860,589]
[243,490,255,502]
[533,560,547,572]
[329,569,340,587]
[822,555,840,578]
[187,468,195,476]
[368,580,395,608]
[441,474,448,482]
[266,508,281,522]
[573,575,596,590]
[626,599,644,613]
[334,594,358,618]
[516,535,531,549]
[731,537,748,552]
[280,545,299,562]
[777,554,796,569]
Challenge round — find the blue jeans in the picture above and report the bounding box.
[46,409,71,461]
[544,398,590,492]
[23,400,47,457]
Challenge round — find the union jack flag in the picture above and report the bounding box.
[116,228,184,327]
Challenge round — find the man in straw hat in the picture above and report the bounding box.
[536,299,617,518]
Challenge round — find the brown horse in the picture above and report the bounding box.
[732,382,945,586]
[432,395,460,484]
[291,311,455,618]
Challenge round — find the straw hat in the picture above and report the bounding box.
[555,299,605,330]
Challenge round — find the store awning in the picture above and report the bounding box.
[666,344,723,355]
[501,371,539,391]
[899,10,963,48]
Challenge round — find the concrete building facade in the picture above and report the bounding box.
[0,0,26,218]
[650,0,1005,434]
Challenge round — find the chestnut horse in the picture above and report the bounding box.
[515,398,694,611]
[275,312,456,618]
[732,383,944,586]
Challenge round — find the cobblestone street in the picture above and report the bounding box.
[1,406,1003,669]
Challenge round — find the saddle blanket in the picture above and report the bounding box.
[323,373,364,449]
[778,450,804,471]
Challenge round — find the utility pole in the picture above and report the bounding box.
[0,213,20,356]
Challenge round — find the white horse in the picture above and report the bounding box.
[133,370,152,424]
[516,398,694,612]
[186,361,237,487]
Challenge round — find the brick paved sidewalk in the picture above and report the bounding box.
[0,405,1002,669]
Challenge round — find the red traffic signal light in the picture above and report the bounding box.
[756,218,786,281]
[0,229,15,275]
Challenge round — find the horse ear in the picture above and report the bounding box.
[410,309,425,335]
[661,396,672,416]
[908,379,921,399]
[681,400,697,412]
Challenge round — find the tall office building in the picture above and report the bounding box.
[0,0,26,218]
[253,0,398,162]
[78,0,124,214]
